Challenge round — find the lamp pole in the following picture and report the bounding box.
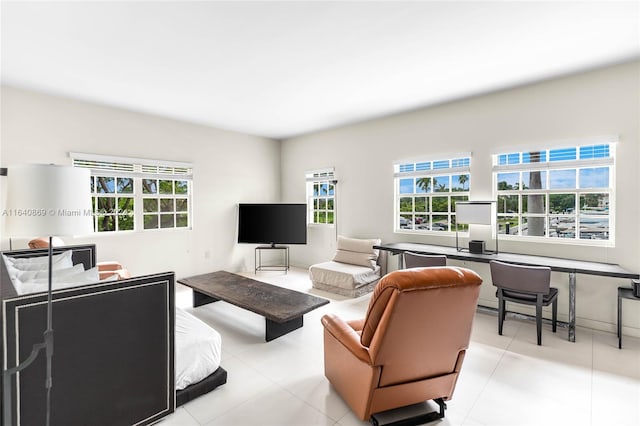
[2,164,92,426]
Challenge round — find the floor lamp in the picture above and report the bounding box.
[330,179,338,242]
[3,164,92,426]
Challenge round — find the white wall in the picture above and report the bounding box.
[0,86,281,278]
[281,60,640,336]
[1,61,638,336]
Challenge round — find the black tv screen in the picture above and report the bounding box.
[238,203,307,246]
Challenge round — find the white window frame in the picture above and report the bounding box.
[306,168,336,226]
[141,177,191,231]
[394,154,471,234]
[91,175,135,232]
[492,138,616,246]
[71,152,193,233]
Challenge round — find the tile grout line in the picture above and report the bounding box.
[460,321,520,425]
[185,354,281,426]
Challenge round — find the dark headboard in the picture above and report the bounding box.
[1,245,175,425]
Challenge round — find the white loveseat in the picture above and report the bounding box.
[309,236,387,297]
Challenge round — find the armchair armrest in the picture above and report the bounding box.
[321,313,371,364]
[97,261,124,272]
[99,269,131,280]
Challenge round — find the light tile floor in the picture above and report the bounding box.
[162,268,640,426]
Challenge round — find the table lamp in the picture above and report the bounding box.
[2,164,92,426]
[455,201,498,254]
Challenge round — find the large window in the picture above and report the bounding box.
[493,140,615,243]
[306,168,335,225]
[394,155,470,233]
[72,153,193,233]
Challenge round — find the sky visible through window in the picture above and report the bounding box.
[495,143,613,241]
[399,175,470,194]
[498,145,609,164]
[496,145,611,189]
[396,156,471,233]
[497,169,608,189]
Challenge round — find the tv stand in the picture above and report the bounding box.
[255,245,289,274]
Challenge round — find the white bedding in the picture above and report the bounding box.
[3,251,116,295]
[4,253,223,392]
[175,307,222,390]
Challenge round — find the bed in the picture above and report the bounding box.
[0,244,226,425]
[175,307,226,406]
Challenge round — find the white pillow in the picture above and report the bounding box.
[333,250,378,269]
[5,250,72,266]
[15,264,85,283]
[3,259,21,279]
[27,267,100,286]
[332,236,382,270]
[336,236,381,255]
[4,250,74,272]
[12,267,115,295]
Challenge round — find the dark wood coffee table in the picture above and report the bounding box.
[178,271,330,341]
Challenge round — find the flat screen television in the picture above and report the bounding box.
[237,203,307,246]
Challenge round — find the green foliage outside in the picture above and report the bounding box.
[91,176,190,232]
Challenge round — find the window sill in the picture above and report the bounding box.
[89,227,192,236]
[308,223,335,228]
[394,229,463,236]
[498,234,614,248]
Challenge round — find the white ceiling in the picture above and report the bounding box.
[2,1,639,139]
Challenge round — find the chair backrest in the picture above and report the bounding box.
[403,252,447,268]
[28,237,65,249]
[490,260,551,294]
[360,267,482,388]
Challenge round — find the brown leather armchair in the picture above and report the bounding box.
[321,266,482,421]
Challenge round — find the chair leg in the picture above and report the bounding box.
[536,295,543,345]
[552,299,557,333]
[498,291,505,336]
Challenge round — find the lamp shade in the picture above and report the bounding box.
[456,201,494,225]
[5,164,93,237]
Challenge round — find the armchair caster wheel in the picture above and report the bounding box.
[369,399,447,426]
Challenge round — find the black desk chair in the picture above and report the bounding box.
[403,252,447,268]
[490,260,558,345]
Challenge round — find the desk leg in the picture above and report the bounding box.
[568,272,576,342]
[397,254,403,270]
[618,289,622,349]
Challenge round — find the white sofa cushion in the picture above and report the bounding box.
[12,266,104,295]
[3,250,73,273]
[332,236,381,269]
[336,236,381,254]
[15,263,85,282]
[310,261,381,290]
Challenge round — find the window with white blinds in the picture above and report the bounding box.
[70,152,193,232]
[492,138,616,244]
[305,168,336,225]
[394,154,471,233]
